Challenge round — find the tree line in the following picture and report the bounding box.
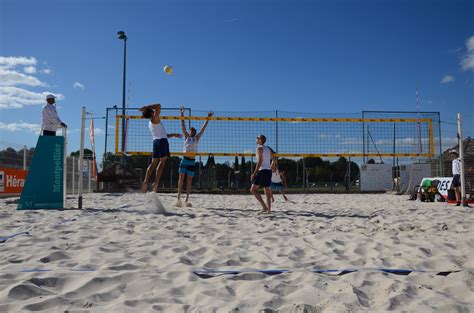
[0,146,360,190]
[103,153,360,190]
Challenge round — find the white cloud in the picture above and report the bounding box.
[0,56,62,109]
[461,36,474,71]
[440,137,460,150]
[341,138,362,145]
[0,122,41,134]
[0,86,64,109]
[40,68,51,74]
[440,75,454,84]
[23,66,37,74]
[320,134,341,139]
[73,81,85,90]
[0,56,37,69]
[0,68,46,87]
[373,137,431,146]
[224,18,239,23]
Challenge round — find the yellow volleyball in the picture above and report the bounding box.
[163,65,173,75]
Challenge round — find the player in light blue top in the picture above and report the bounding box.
[175,107,213,207]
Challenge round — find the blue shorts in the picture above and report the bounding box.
[179,157,196,177]
[153,139,170,159]
[270,182,283,191]
[252,169,272,187]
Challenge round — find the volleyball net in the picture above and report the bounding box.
[114,110,435,158]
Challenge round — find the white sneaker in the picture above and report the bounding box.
[174,199,183,207]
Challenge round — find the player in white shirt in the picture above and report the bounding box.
[250,134,275,214]
[270,162,289,202]
[450,150,462,206]
[139,104,182,192]
[175,107,213,207]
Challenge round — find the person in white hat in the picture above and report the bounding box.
[41,94,67,136]
[450,149,462,206]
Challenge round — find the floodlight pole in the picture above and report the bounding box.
[118,31,128,164]
[457,113,467,206]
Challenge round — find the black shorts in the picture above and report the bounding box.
[452,174,461,187]
[153,138,170,158]
[252,169,272,187]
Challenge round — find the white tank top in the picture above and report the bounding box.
[452,158,461,175]
[271,170,282,183]
[257,145,271,170]
[183,136,198,153]
[149,120,167,140]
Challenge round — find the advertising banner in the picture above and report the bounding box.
[0,168,28,194]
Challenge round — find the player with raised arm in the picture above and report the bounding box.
[175,107,214,207]
[139,104,181,193]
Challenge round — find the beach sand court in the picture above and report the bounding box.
[1,193,473,312]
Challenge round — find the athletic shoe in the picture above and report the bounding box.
[455,202,461,206]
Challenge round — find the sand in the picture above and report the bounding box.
[0,193,473,312]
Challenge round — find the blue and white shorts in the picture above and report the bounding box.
[270,182,283,191]
[179,157,196,177]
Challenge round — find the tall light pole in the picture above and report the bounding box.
[117,31,127,163]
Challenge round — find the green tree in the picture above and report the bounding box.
[70,149,94,159]
[304,156,324,168]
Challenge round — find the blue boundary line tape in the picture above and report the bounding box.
[192,268,465,279]
[5,267,466,277]
[17,268,95,273]
[0,231,31,243]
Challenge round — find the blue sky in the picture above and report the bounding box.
[0,0,473,164]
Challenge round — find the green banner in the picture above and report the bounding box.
[18,136,64,210]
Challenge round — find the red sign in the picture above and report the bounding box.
[0,168,28,194]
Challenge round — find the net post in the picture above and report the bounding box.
[438,113,444,176]
[457,113,467,206]
[302,157,306,189]
[78,107,86,209]
[429,119,434,157]
[72,156,75,194]
[362,111,366,164]
[199,155,202,189]
[23,145,27,170]
[104,107,109,169]
[275,110,278,153]
[88,159,91,193]
[62,128,67,208]
[115,114,120,155]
